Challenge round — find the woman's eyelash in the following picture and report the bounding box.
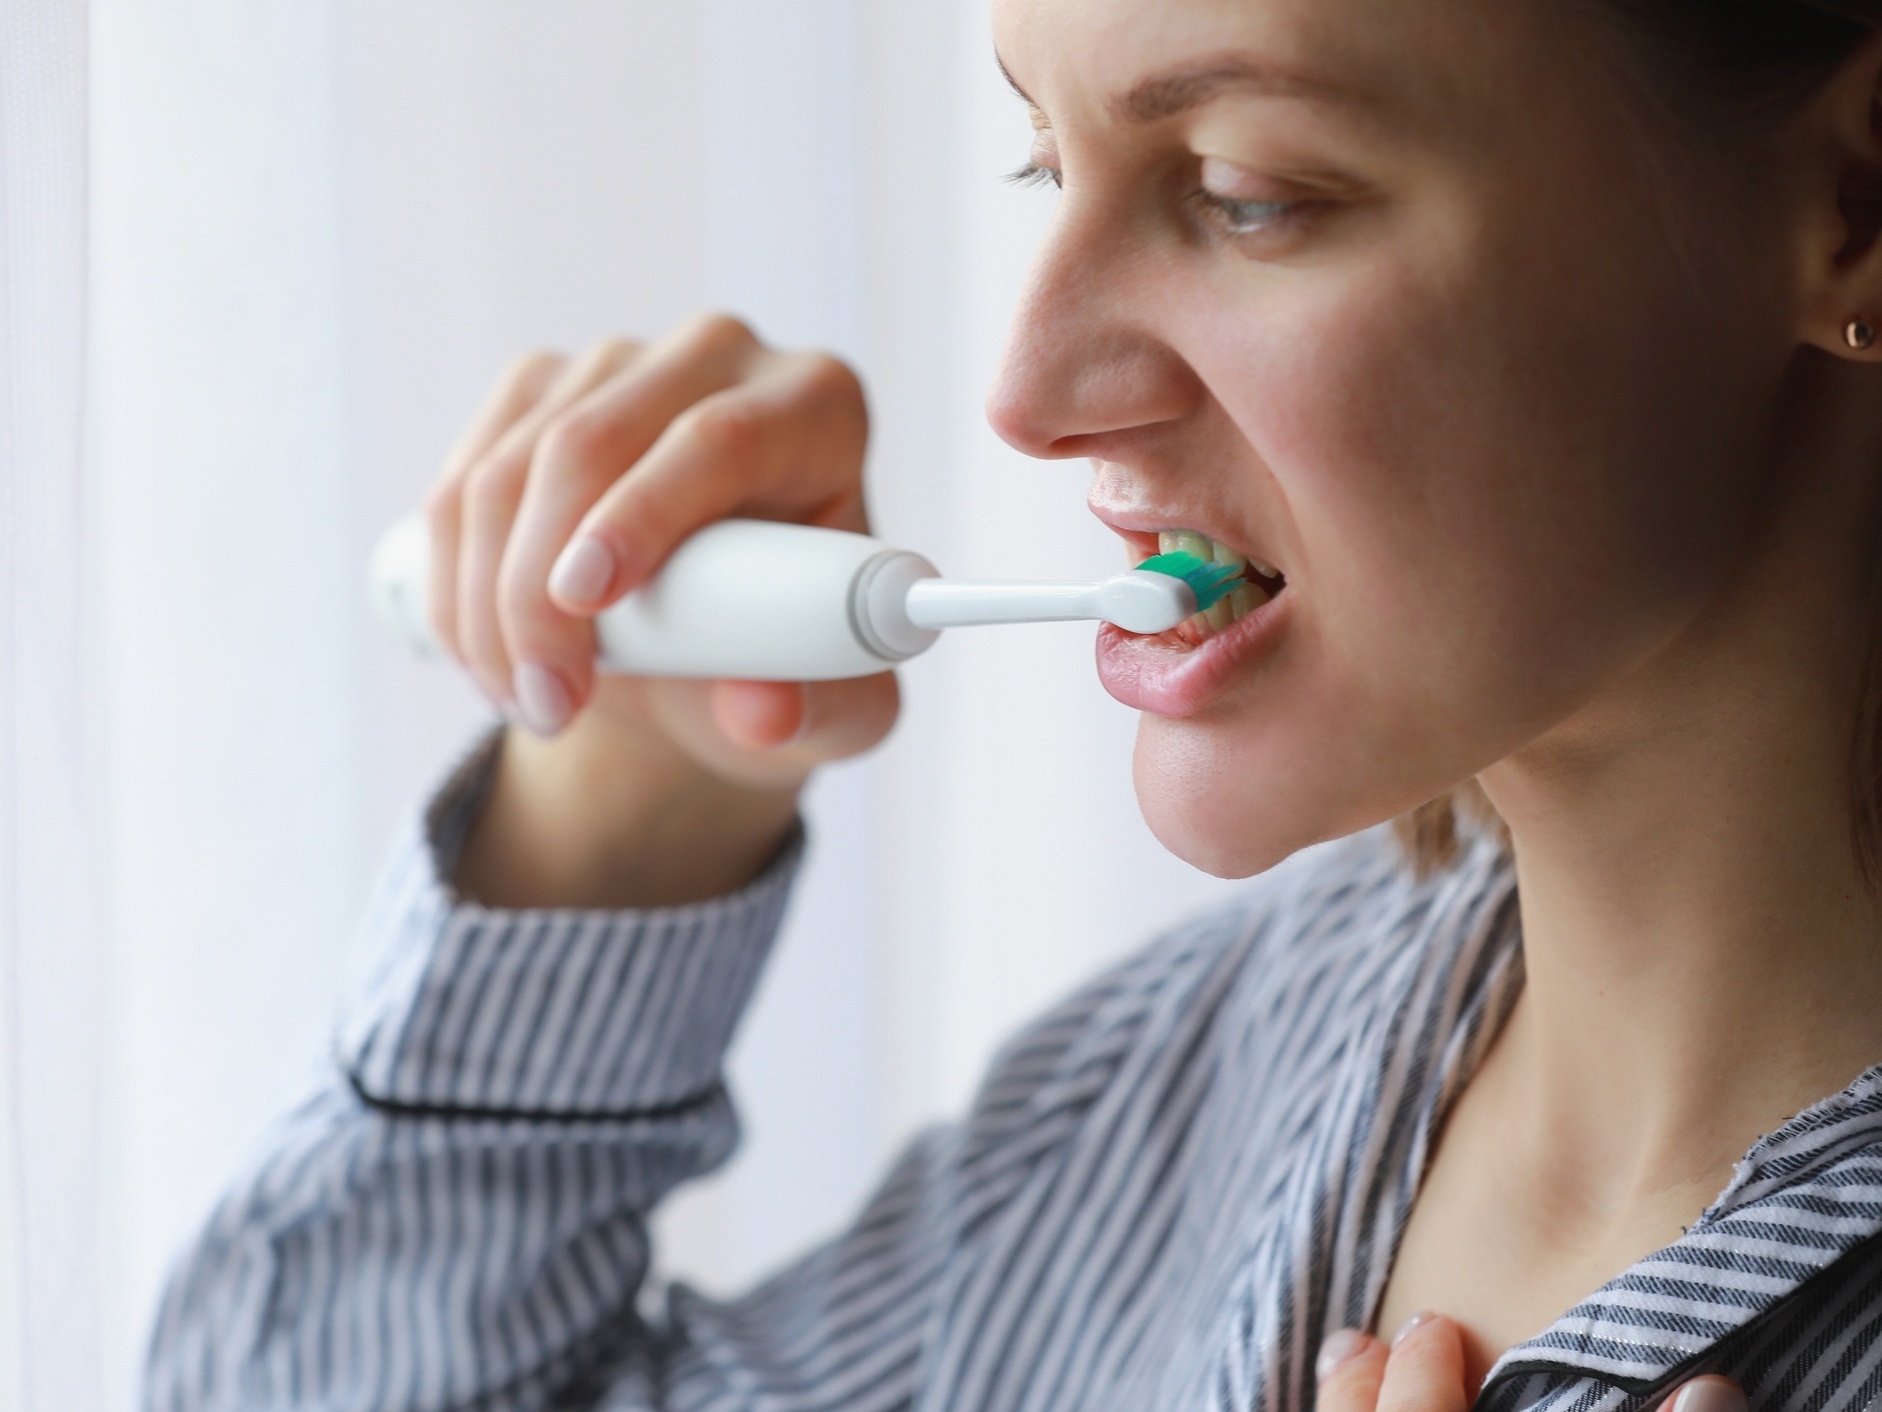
[1004,162,1301,237]
[1188,189,1298,235]
[1006,162,1062,190]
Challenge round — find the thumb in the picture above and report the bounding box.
[1315,1329,1389,1412]
[1376,1315,1471,1412]
[713,673,900,764]
[1662,1378,1748,1412]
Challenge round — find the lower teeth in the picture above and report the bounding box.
[1184,582,1267,640]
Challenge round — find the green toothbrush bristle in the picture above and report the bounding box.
[1138,551,1243,613]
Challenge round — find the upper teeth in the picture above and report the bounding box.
[1158,530,1274,580]
[1160,530,1214,562]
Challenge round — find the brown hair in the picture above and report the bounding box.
[1395,0,1880,877]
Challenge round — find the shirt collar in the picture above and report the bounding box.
[1484,1066,1882,1391]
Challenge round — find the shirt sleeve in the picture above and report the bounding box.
[142,734,802,1412]
[142,736,1207,1412]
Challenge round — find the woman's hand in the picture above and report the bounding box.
[427,315,899,909]
[1316,1316,1748,1412]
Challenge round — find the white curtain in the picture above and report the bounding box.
[0,4,1241,1407]
[0,1,96,1408]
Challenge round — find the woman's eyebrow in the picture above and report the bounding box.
[995,51,1361,125]
[1116,58,1359,123]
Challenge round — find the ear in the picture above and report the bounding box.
[1796,29,1882,361]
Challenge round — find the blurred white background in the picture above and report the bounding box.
[0,2,1241,1408]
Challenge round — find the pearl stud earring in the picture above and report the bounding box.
[1847,317,1878,351]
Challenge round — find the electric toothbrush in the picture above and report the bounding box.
[370,515,1243,682]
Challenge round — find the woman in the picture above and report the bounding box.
[146,1,1882,1409]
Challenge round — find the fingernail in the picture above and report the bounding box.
[549,535,617,605]
[512,663,573,737]
[1315,1329,1372,1382]
[1672,1380,1748,1412]
[1392,1312,1437,1348]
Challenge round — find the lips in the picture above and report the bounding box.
[1097,586,1291,716]
[1096,521,1292,716]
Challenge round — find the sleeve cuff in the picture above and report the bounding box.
[337,732,802,1118]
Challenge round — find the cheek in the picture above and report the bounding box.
[1129,209,1772,875]
[1210,226,1747,706]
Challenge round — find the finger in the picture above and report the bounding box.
[499,316,768,726]
[711,682,807,751]
[1662,1377,1749,1412]
[445,351,571,480]
[454,339,642,706]
[424,351,566,660]
[786,673,902,762]
[553,349,869,605]
[712,672,901,763]
[1314,1329,1389,1412]
[1375,1315,1470,1412]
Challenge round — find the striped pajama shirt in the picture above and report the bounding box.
[145,744,1882,1411]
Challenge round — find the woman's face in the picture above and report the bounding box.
[988,0,1805,876]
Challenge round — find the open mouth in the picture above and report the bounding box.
[1099,526,1292,717]
[1142,530,1287,646]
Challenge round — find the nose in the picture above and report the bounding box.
[985,203,1203,459]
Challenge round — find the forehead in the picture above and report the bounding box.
[991,0,1581,134]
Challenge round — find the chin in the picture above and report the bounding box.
[1130,717,1323,880]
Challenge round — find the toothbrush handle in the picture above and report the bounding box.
[370,515,941,682]
[903,579,1104,628]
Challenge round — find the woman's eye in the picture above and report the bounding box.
[1188,156,1316,240]
[1190,189,1298,236]
[1004,151,1319,239]
[1007,162,1063,191]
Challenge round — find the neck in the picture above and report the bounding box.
[1488,733,1882,1203]
[1481,368,1882,1206]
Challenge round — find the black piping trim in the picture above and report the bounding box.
[344,1067,726,1125]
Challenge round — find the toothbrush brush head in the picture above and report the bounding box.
[1136,552,1244,613]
